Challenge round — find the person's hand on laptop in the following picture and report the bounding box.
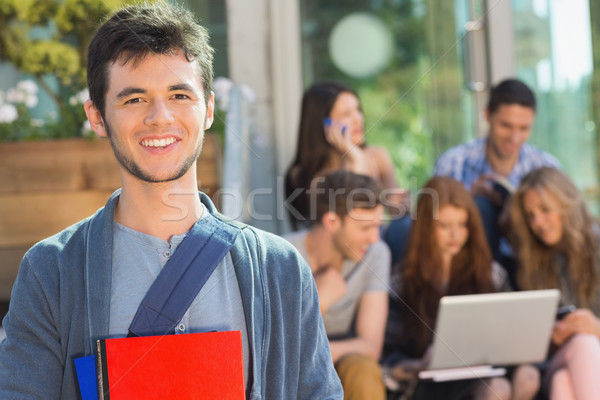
[389,345,433,380]
[552,308,600,346]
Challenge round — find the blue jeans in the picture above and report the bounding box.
[383,216,412,266]
[474,195,518,289]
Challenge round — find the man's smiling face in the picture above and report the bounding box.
[90,51,214,184]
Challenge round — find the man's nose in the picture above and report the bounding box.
[509,128,526,142]
[145,99,175,126]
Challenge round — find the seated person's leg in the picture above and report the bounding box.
[549,369,575,400]
[335,353,386,400]
[383,216,412,266]
[473,376,511,400]
[543,334,600,400]
[473,195,522,288]
[474,195,501,261]
[512,364,541,400]
[499,253,519,290]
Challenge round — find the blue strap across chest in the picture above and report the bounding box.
[128,213,240,337]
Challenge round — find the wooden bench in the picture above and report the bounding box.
[0,134,221,300]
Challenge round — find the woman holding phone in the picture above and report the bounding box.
[285,81,405,229]
[510,167,600,399]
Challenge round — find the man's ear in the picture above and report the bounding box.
[484,107,491,122]
[84,100,108,137]
[204,91,215,130]
[321,211,341,233]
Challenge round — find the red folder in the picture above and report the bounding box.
[96,331,244,399]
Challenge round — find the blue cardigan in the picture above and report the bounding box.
[0,190,342,399]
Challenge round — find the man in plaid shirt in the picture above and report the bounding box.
[433,79,559,192]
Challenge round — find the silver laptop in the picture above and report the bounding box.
[419,289,560,380]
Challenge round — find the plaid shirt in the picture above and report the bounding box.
[433,138,560,189]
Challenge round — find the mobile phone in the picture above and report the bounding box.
[489,175,514,203]
[322,118,346,136]
[491,181,511,203]
[556,305,576,320]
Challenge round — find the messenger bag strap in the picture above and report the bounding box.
[127,213,240,337]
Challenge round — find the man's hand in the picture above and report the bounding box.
[552,308,600,346]
[313,267,347,315]
[471,174,503,207]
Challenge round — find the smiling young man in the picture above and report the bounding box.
[434,79,559,198]
[284,170,390,400]
[0,3,342,399]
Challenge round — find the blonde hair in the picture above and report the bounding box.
[510,167,598,306]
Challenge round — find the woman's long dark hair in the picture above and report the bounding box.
[284,81,358,229]
[399,177,495,356]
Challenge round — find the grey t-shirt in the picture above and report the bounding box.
[109,205,249,384]
[284,230,391,338]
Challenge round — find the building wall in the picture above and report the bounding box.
[226,0,302,233]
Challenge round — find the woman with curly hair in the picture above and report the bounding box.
[383,176,539,400]
[510,166,600,399]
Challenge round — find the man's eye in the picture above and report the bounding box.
[125,98,142,104]
[173,94,190,100]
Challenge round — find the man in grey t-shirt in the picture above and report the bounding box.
[284,170,390,400]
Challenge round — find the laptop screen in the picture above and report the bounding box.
[428,289,560,370]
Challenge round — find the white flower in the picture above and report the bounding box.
[213,77,234,111]
[80,120,92,135]
[6,88,24,104]
[24,94,38,108]
[5,81,39,108]
[0,104,18,123]
[17,80,38,95]
[77,89,89,103]
[30,118,44,127]
[70,89,89,106]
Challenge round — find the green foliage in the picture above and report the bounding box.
[55,0,125,33]
[300,0,435,187]
[21,40,81,85]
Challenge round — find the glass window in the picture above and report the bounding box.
[299,0,478,189]
[513,0,598,210]
[181,0,229,78]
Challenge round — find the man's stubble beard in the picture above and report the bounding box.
[105,122,204,184]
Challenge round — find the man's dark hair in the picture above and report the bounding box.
[487,78,536,114]
[87,2,214,117]
[312,169,382,224]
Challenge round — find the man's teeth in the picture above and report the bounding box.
[142,137,177,147]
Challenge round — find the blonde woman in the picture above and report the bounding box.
[510,166,600,400]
